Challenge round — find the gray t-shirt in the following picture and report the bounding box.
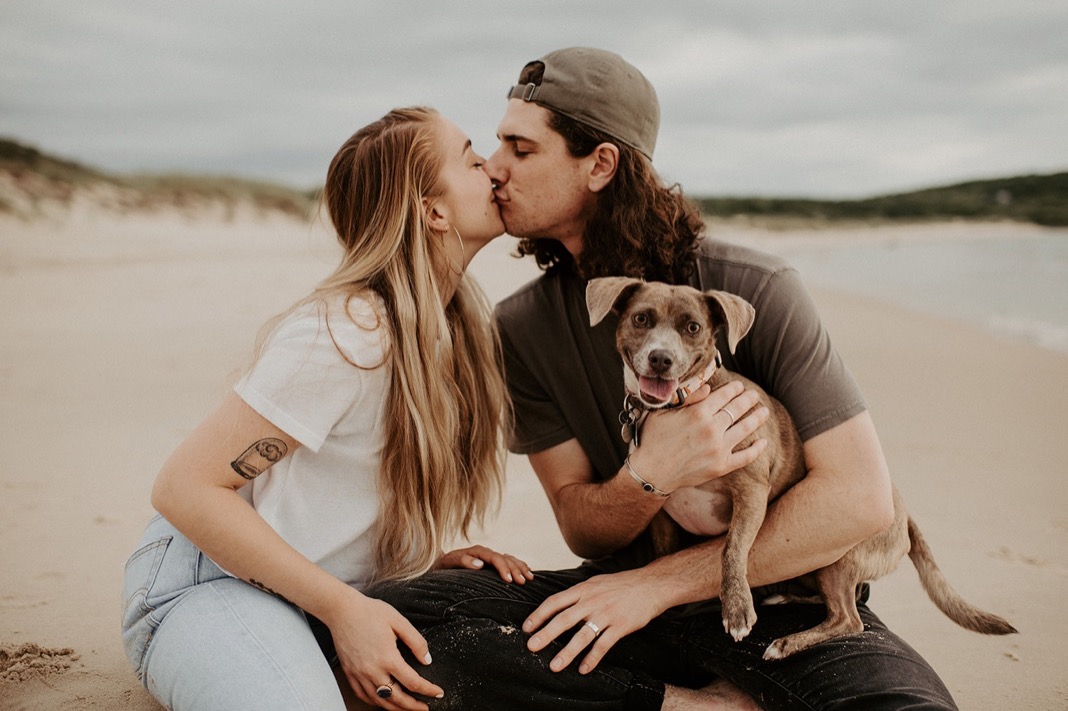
[494,237,867,569]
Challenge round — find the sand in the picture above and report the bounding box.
[1,207,1065,710]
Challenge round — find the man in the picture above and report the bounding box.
[371,47,957,710]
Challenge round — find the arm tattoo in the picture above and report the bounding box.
[248,578,293,605]
[230,438,287,480]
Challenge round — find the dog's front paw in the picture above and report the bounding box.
[721,595,758,642]
[763,634,807,661]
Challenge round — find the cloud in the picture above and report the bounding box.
[2,0,1066,197]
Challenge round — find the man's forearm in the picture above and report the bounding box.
[644,412,895,609]
[530,439,670,559]
[554,468,666,558]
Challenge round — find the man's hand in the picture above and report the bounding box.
[632,380,769,495]
[522,568,667,675]
[528,381,769,561]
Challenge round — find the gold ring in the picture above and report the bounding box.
[721,407,736,427]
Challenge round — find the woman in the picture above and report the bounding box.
[121,107,530,710]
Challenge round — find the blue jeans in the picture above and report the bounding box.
[365,567,958,710]
[121,515,345,710]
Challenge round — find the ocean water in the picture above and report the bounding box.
[764,228,1068,354]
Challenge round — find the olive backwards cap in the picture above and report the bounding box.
[507,47,660,160]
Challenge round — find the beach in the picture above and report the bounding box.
[1,207,1066,710]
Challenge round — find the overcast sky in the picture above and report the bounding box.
[3,1,1066,198]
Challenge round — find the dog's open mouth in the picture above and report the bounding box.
[638,376,679,405]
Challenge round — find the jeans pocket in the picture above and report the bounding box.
[121,535,172,678]
[123,537,172,610]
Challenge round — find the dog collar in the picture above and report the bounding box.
[668,351,722,408]
[618,350,722,446]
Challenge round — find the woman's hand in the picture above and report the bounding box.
[327,590,443,710]
[435,545,534,584]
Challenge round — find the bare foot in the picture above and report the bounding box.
[663,678,762,710]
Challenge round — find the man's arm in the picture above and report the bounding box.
[523,410,895,674]
[530,382,770,560]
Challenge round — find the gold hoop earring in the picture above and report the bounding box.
[447,227,465,276]
[454,227,465,260]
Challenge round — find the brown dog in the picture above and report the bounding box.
[587,276,1016,660]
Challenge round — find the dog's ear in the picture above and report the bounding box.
[704,290,756,354]
[586,277,644,326]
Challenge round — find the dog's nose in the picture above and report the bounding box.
[648,349,674,374]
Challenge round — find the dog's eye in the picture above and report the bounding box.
[686,321,701,334]
[633,313,649,327]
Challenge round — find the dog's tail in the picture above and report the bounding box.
[907,517,1017,635]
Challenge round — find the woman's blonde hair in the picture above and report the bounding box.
[258,107,508,582]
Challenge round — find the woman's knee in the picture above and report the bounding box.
[142,577,345,710]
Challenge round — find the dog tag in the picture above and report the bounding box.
[620,414,640,447]
[618,407,639,446]
[618,397,643,448]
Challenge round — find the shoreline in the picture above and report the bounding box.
[705,215,1064,245]
[1,213,1065,709]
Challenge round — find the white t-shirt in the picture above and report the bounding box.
[234,294,389,588]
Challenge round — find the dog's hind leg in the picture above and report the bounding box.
[763,559,864,660]
[720,477,771,641]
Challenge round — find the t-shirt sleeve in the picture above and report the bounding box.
[497,314,573,454]
[740,267,867,441]
[234,304,384,452]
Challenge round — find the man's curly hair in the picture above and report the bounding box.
[513,65,704,284]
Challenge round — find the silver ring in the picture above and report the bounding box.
[376,680,395,699]
[721,407,736,427]
[584,620,601,635]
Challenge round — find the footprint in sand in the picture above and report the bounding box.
[990,546,1050,568]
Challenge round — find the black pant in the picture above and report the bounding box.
[366,566,958,710]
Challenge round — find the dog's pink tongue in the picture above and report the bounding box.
[639,376,678,404]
